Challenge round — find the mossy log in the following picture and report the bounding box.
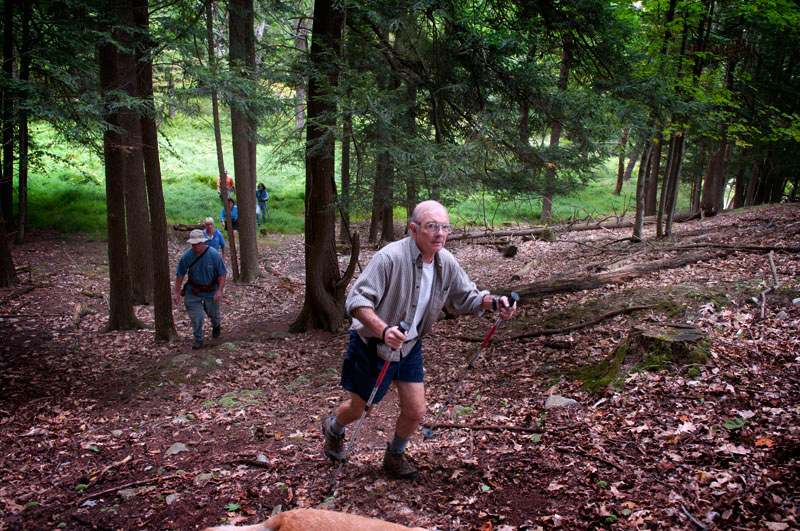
[574,323,709,392]
[172,223,203,231]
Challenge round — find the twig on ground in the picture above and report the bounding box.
[0,284,38,305]
[680,503,708,530]
[76,474,183,505]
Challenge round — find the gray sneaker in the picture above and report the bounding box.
[192,338,203,350]
[383,445,419,480]
[322,415,345,462]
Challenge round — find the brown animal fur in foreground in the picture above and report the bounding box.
[202,508,427,531]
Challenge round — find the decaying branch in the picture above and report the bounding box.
[760,250,780,318]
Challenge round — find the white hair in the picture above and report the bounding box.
[410,200,447,224]
[204,217,214,225]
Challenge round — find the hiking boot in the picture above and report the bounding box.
[322,415,345,462]
[383,445,419,480]
[192,338,203,350]
[212,325,221,339]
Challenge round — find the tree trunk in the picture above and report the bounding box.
[229,0,260,283]
[691,142,705,213]
[632,142,654,241]
[293,15,310,131]
[732,154,746,209]
[206,1,239,279]
[339,112,352,243]
[15,0,29,244]
[135,0,177,342]
[664,132,686,236]
[543,46,569,223]
[117,23,153,305]
[656,134,677,237]
[1,0,15,231]
[744,158,759,207]
[98,32,139,331]
[576,323,708,392]
[700,141,725,216]
[0,201,17,287]
[645,129,662,216]
[614,129,629,195]
[622,143,640,182]
[290,0,346,333]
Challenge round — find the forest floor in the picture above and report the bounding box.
[1,204,799,531]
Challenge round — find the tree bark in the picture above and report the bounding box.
[614,129,629,195]
[290,0,347,333]
[0,201,17,286]
[542,46,569,223]
[206,1,239,279]
[663,132,686,236]
[293,14,311,131]
[135,0,177,342]
[15,0,30,244]
[117,17,153,305]
[339,112,352,244]
[229,0,260,282]
[1,0,15,231]
[645,129,662,216]
[700,141,725,216]
[98,30,139,331]
[632,142,654,241]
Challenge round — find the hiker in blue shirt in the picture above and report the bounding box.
[220,198,238,248]
[256,183,269,225]
[202,217,226,261]
[173,229,227,350]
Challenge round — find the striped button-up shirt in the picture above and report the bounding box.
[346,236,488,360]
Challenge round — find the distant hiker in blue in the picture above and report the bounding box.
[220,198,239,231]
[221,198,239,248]
[202,217,226,261]
[256,183,269,225]
[173,229,227,350]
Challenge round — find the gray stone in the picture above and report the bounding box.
[544,395,580,409]
[194,472,214,487]
[164,442,189,457]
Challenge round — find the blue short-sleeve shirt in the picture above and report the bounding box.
[176,247,227,298]
[204,229,226,253]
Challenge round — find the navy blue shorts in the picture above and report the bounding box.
[341,331,423,404]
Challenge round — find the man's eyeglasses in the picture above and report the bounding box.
[420,222,451,234]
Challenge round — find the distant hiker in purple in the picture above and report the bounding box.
[173,229,227,350]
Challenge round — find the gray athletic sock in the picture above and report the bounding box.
[388,433,409,453]
[330,417,345,436]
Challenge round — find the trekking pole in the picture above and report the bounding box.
[328,321,410,492]
[423,292,519,440]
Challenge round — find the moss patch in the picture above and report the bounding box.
[573,324,709,393]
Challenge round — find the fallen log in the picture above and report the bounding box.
[489,304,655,343]
[497,249,733,301]
[172,223,203,231]
[447,211,698,242]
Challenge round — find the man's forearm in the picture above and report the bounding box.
[351,307,386,338]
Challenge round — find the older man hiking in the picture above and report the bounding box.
[173,229,227,350]
[322,200,516,480]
